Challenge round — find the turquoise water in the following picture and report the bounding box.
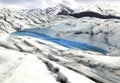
[11,31,108,54]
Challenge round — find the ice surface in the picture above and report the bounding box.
[0,6,120,83]
[12,31,108,54]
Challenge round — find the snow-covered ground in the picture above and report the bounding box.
[0,5,120,83]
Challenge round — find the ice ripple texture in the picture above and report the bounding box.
[11,29,108,54]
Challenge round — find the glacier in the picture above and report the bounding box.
[11,31,108,54]
[1,3,120,83]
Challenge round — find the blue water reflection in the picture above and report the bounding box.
[11,31,108,54]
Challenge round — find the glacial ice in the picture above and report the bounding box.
[11,31,108,54]
[0,7,120,83]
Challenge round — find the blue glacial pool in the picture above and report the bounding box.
[11,31,108,54]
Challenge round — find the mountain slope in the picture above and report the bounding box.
[74,3,120,16]
[43,4,74,14]
[42,3,120,17]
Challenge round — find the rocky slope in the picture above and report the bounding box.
[43,3,120,16]
[0,6,120,83]
[74,3,120,16]
[43,4,74,15]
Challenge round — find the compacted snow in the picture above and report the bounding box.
[0,4,120,83]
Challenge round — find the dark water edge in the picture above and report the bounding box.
[68,11,120,19]
[11,31,108,54]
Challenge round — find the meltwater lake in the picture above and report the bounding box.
[11,31,108,54]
